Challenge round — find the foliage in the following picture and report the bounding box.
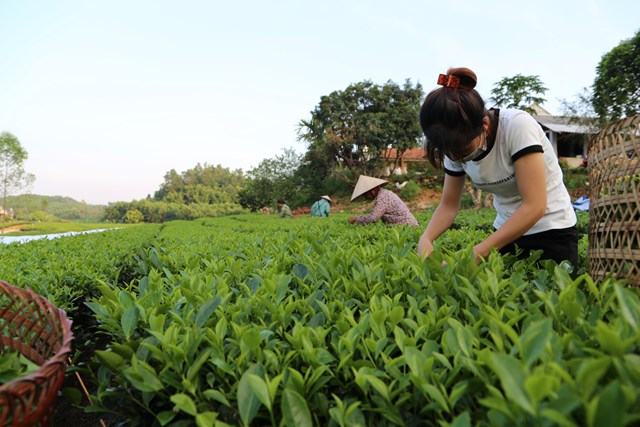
[7,194,106,222]
[398,180,422,201]
[103,200,246,223]
[0,131,35,211]
[76,216,639,426]
[153,163,245,205]
[6,210,637,427]
[592,29,640,123]
[0,350,39,384]
[239,148,304,211]
[559,87,602,131]
[124,209,144,224]
[0,225,161,311]
[489,74,548,114]
[29,210,56,222]
[297,79,424,181]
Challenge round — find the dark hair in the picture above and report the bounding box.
[419,67,486,168]
[277,199,286,204]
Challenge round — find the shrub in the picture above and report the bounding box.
[398,180,422,200]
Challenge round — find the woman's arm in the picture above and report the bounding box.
[473,152,547,260]
[418,174,465,257]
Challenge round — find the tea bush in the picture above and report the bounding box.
[3,212,638,427]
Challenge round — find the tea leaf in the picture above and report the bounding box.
[594,321,626,357]
[248,374,271,411]
[292,263,308,280]
[590,381,626,427]
[451,411,471,427]
[422,383,449,413]
[575,357,611,399]
[524,373,558,405]
[282,388,312,427]
[539,408,575,427]
[121,305,139,340]
[203,389,231,407]
[122,358,164,392]
[615,284,640,331]
[95,350,125,372]
[238,366,263,425]
[187,348,213,383]
[241,329,262,351]
[195,297,221,328]
[520,318,552,366]
[195,412,218,427]
[170,393,197,416]
[156,410,176,426]
[490,354,535,415]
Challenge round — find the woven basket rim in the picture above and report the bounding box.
[0,279,75,426]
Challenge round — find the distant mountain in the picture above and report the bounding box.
[5,194,106,222]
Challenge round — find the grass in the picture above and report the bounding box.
[0,221,129,236]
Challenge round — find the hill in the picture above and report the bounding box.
[5,194,106,222]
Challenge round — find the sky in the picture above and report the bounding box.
[0,0,638,205]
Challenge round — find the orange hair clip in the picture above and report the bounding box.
[437,73,460,89]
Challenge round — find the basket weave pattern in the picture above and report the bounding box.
[588,114,640,285]
[0,280,74,426]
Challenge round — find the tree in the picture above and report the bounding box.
[489,74,548,114]
[238,148,303,211]
[124,209,144,224]
[592,30,640,123]
[153,163,244,205]
[559,87,601,131]
[0,132,35,211]
[297,79,423,182]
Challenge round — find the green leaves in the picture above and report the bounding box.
[17,213,636,426]
[282,388,312,427]
[121,305,139,340]
[489,354,535,415]
[519,318,553,366]
[237,366,263,425]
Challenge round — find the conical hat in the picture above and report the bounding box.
[350,175,388,201]
[320,195,332,202]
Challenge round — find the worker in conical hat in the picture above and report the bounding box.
[348,175,418,227]
[310,195,332,217]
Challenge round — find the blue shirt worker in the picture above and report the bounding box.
[310,195,332,217]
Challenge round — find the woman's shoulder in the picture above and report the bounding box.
[499,109,538,127]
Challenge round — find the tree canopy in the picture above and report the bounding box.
[153,163,244,205]
[238,148,303,211]
[0,131,35,211]
[592,29,640,123]
[297,79,424,182]
[489,74,548,114]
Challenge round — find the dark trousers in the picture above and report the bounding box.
[499,225,579,267]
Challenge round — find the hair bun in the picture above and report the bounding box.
[447,67,477,90]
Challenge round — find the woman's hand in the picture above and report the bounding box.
[417,234,434,258]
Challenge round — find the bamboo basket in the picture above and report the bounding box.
[0,280,74,426]
[588,114,640,285]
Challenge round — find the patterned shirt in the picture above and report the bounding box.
[353,189,418,226]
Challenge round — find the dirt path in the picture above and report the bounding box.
[0,223,29,234]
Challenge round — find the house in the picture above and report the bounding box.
[0,207,14,219]
[380,147,428,175]
[530,104,598,167]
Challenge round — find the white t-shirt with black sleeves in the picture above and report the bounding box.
[443,109,576,235]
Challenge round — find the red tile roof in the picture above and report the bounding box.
[381,148,427,160]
